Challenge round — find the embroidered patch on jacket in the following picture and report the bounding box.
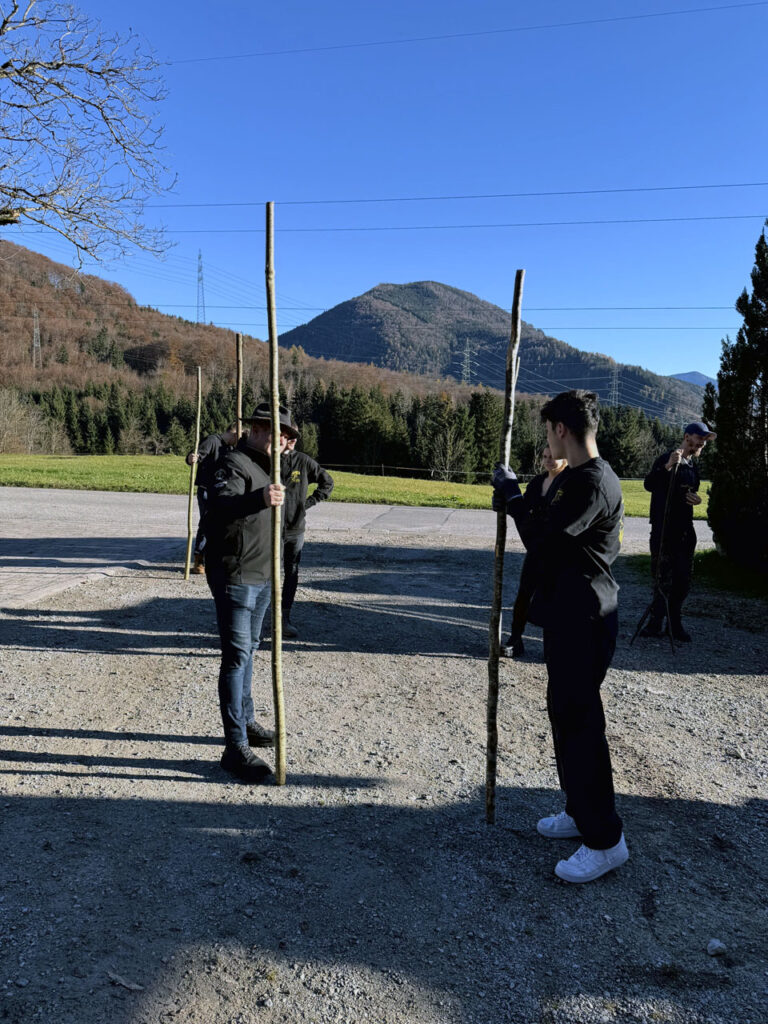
[291,470,301,483]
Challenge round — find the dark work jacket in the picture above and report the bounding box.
[643,451,700,531]
[513,472,565,550]
[509,458,623,627]
[281,450,334,539]
[188,433,231,491]
[204,440,272,585]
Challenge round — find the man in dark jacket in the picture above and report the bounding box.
[640,421,715,642]
[493,390,627,884]
[204,403,297,783]
[280,433,334,638]
[185,423,238,573]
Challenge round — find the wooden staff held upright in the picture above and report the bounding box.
[265,201,287,785]
[486,269,525,825]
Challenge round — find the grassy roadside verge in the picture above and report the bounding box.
[0,454,709,518]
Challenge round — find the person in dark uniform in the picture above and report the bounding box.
[640,421,715,642]
[204,403,297,783]
[280,431,334,638]
[502,445,567,658]
[185,423,239,574]
[493,390,628,883]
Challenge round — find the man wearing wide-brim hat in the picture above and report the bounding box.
[204,402,298,783]
[640,421,717,642]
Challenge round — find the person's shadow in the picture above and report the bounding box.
[0,767,761,1024]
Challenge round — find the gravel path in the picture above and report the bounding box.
[1,492,764,1024]
[0,486,713,608]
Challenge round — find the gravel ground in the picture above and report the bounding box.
[0,529,766,1024]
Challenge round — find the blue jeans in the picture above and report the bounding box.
[210,579,271,747]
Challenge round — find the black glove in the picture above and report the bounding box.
[491,489,507,513]
[491,463,522,503]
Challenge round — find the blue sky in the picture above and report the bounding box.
[13,0,768,385]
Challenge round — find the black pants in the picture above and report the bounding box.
[649,524,696,622]
[509,554,535,641]
[543,612,622,850]
[282,533,304,620]
[194,489,208,555]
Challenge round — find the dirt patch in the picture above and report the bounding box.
[0,531,766,1024]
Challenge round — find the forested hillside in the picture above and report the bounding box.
[279,281,705,424]
[0,241,696,478]
[0,241,469,401]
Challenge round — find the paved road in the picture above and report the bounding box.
[0,486,714,609]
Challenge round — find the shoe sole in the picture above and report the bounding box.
[554,851,629,883]
[537,822,582,839]
[247,735,275,748]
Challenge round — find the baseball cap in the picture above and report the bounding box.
[683,421,717,440]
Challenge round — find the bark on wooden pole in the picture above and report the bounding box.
[485,269,525,824]
[235,332,243,439]
[183,366,203,580]
[265,201,287,785]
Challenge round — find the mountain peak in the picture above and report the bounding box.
[280,281,705,423]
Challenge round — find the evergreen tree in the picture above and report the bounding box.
[64,390,83,451]
[298,422,319,459]
[80,404,99,453]
[165,417,188,455]
[707,224,768,570]
[468,390,503,477]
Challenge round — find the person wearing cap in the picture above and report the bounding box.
[280,430,334,638]
[640,421,716,642]
[185,423,239,574]
[493,390,628,884]
[203,402,297,783]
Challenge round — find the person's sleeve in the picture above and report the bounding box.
[187,434,213,462]
[305,459,334,509]
[643,454,669,493]
[207,455,267,521]
[510,477,545,547]
[522,473,605,573]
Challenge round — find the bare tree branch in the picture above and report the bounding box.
[0,0,173,261]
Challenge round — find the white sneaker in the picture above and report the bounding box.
[537,810,582,839]
[554,834,629,883]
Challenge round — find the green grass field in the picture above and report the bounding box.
[0,454,709,518]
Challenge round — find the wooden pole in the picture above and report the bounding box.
[235,332,243,438]
[265,201,286,785]
[485,269,525,824]
[184,367,203,580]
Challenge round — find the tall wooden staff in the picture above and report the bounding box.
[485,269,525,824]
[235,332,244,438]
[265,201,287,785]
[183,366,203,580]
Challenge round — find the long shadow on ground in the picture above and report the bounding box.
[1,539,764,674]
[0,783,765,1024]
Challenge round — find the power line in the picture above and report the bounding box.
[170,2,768,65]
[165,212,768,234]
[147,180,768,209]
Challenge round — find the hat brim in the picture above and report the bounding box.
[247,416,299,439]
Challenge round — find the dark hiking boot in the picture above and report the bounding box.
[192,553,205,575]
[670,622,692,642]
[501,635,525,658]
[220,744,273,783]
[282,619,298,639]
[246,721,275,747]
